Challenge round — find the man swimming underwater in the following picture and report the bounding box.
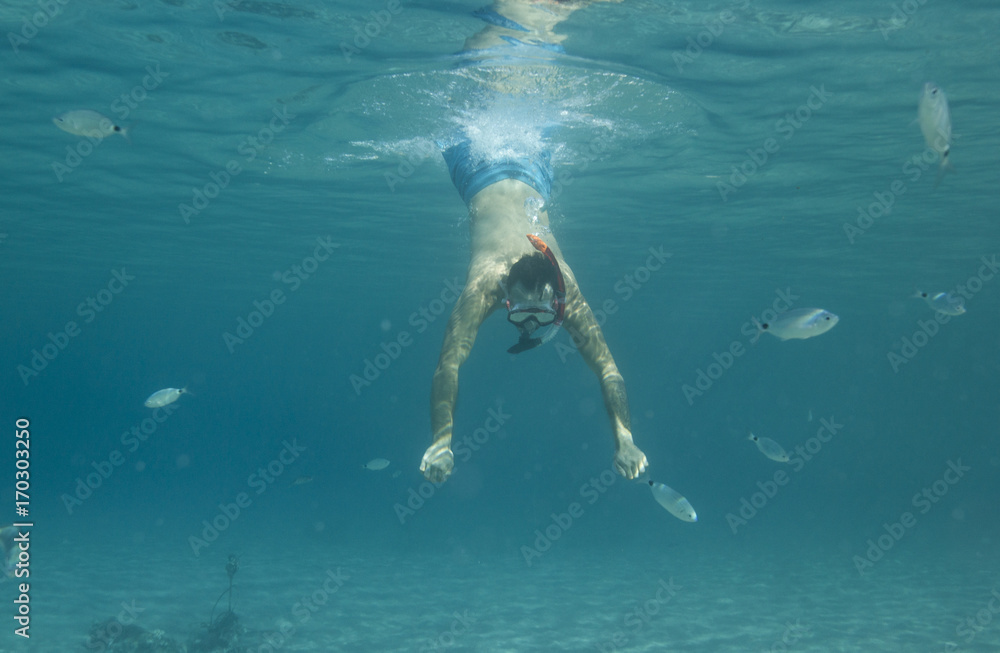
[420,0,648,484]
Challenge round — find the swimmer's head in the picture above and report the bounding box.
[506,253,558,302]
[507,281,557,333]
[503,251,564,354]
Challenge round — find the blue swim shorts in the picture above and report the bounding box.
[442,139,554,204]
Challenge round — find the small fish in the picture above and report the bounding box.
[144,387,187,408]
[53,110,128,139]
[917,82,952,177]
[749,432,790,463]
[362,458,390,471]
[915,291,965,316]
[292,476,313,486]
[758,308,838,341]
[807,409,813,422]
[648,481,697,522]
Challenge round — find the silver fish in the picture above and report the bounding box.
[918,83,952,174]
[53,110,128,139]
[648,481,698,522]
[915,291,965,316]
[749,432,791,463]
[144,387,187,408]
[758,308,839,341]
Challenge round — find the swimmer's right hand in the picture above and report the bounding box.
[420,441,454,483]
[614,439,649,480]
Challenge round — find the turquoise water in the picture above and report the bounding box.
[3,0,999,650]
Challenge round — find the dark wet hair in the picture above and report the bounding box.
[506,252,557,296]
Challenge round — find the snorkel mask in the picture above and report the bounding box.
[505,234,566,354]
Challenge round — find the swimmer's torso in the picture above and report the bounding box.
[467,180,566,295]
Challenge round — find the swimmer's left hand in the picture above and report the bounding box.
[614,440,648,480]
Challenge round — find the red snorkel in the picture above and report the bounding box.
[527,233,565,338]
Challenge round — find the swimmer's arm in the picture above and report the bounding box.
[561,278,648,479]
[423,271,500,481]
